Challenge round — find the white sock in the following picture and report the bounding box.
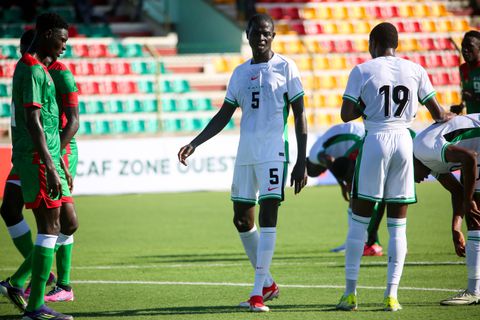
[35,234,58,249]
[347,207,352,229]
[56,233,74,246]
[239,225,274,288]
[345,213,370,295]
[467,230,480,295]
[251,227,276,297]
[7,219,30,239]
[385,217,407,298]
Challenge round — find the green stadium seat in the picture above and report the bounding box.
[108,42,125,57]
[126,100,142,113]
[159,80,173,93]
[1,45,19,59]
[177,99,194,112]
[182,118,204,131]
[173,79,190,93]
[0,84,9,97]
[161,98,176,112]
[131,61,157,75]
[194,98,214,111]
[78,101,87,114]
[138,80,155,94]
[147,119,159,133]
[107,100,124,113]
[125,44,143,57]
[61,45,75,58]
[112,120,129,134]
[3,25,24,38]
[86,101,105,114]
[94,120,111,135]
[0,102,10,117]
[131,119,146,133]
[162,119,181,132]
[143,99,158,112]
[225,119,235,130]
[2,8,21,23]
[78,121,93,135]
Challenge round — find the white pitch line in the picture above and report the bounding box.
[71,280,460,293]
[0,260,465,271]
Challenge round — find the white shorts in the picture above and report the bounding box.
[352,129,416,204]
[231,161,287,204]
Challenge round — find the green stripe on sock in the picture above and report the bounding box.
[12,231,34,259]
[26,246,55,312]
[57,243,73,286]
[387,223,407,228]
[468,236,480,241]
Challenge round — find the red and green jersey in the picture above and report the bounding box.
[11,54,60,160]
[48,60,79,155]
[459,62,480,114]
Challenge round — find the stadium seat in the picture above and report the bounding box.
[420,20,437,33]
[0,84,9,97]
[143,99,158,112]
[0,102,10,117]
[436,38,455,50]
[297,56,313,71]
[449,71,460,85]
[78,121,93,135]
[126,100,143,113]
[290,23,306,35]
[365,6,381,19]
[95,62,112,75]
[94,120,112,135]
[329,56,346,69]
[125,44,144,57]
[98,81,117,95]
[301,7,318,20]
[336,22,354,34]
[313,56,328,69]
[172,79,190,93]
[88,44,108,58]
[147,119,159,133]
[442,53,460,67]
[112,120,130,134]
[0,45,19,59]
[322,22,337,34]
[78,101,87,114]
[398,5,414,17]
[351,39,367,52]
[347,6,366,19]
[403,21,421,33]
[161,98,176,112]
[130,119,146,133]
[194,98,214,111]
[138,80,155,94]
[316,74,336,90]
[73,44,89,57]
[425,54,442,68]
[304,24,322,35]
[411,4,428,17]
[379,5,399,18]
[162,119,182,132]
[107,100,124,113]
[283,7,300,20]
[177,99,194,112]
[213,57,228,73]
[331,6,347,20]
[417,38,435,51]
[353,21,371,34]
[86,100,105,114]
[111,62,132,75]
[116,81,137,94]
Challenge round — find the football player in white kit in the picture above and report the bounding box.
[414,114,480,306]
[177,14,308,312]
[337,22,452,312]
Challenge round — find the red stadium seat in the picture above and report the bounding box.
[403,21,421,33]
[88,44,108,58]
[449,71,460,85]
[290,22,306,35]
[436,38,455,50]
[116,81,138,94]
[73,44,89,57]
[418,38,436,51]
[379,5,399,18]
[365,6,381,19]
[334,40,353,53]
[268,7,283,20]
[283,7,300,20]
[442,53,460,67]
[425,54,442,68]
[98,81,118,94]
[74,62,94,76]
[110,62,132,75]
[95,62,112,75]
[305,23,322,35]
[77,82,99,95]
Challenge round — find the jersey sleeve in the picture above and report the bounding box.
[343,66,362,104]
[286,60,304,103]
[224,69,239,107]
[56,70,79,108]
[22,67,45,108]
[417,66,436,105]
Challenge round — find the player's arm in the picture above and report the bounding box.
[290,97,308,194]
[444,144,480,216]
[25,108,61,198]
[340,99,362,122]
[60,105,79,151]
[178,102,236,166]
[437,172,466,257]
[424,96,455,123]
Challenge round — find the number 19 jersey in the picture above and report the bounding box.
[225,53,304,165]
[343,56,435,132]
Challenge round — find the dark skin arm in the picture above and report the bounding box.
[290,97,308,194]
[25,108,61,198]
[437,173,466,257]
[178,102,236,165]
[59,107,79,191]
[317,153,350,201]
[444,144,480,217]
[424,97,455,123]
[340,99,362,123]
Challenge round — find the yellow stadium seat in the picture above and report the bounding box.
[398,5,413,17]
[227,56,244,71]
[284,40,305,54]
[297,56,313,71]
[256,7,267,15]
[329,113,342,125]
[398,38,418,52]
[421,20,436,33]
[316,7,331,20]
[313,94,324,108]
[411,4,428,17]
[324,94,343,107]
[272,41,285,54]
[347,6,366,19]
[441,90,461,106]
[304,40,319,54]
[336,74,349,89]
[302,7,318,20]
[353,21,371,34]
[307,113,315,126]
[328,56,347,70]
[314,56,329,70]
[430,4,448,17]
[303,74,316,91]
[451,18,470,32]
[275,24,291,35]
[316,74,336,90]
[303,94,313,109]
[436,20,453,32]
[353,39,369,52]
[331,6,347,20]
[213,57,228,73]
[337,22,354,34]
[322,22,337,34]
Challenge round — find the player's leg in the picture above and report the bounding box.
[248,161,284,312]
[364,201,385,256]
[338,134,385,311]
[382,130,415,311]
[45,202,78,303]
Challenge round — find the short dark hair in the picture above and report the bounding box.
[35,12,69,34]
[330,157,355,182]
[370,22,398,49]
[20,29,35,47]
[464,30,480,42]
[246,14,274,32]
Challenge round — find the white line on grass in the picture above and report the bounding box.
[71,280,460,293]
[0,260,465,271]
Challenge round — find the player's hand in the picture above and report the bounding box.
[178,143,196,166]
[60,156,74,192]
[449,104,463,115]
[465,199,480,217]
[462,89,474,101]
[290,162,307,194]
[46,166,62,199]
[452,229,466,257]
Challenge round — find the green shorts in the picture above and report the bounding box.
[62,149,78,180]
[13,155,72,209]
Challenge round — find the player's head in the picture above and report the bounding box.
[20,29,35,56]
[306,157,327,177]
[369,22,398,58]
[35,12,69,60]
[330,157,355,184]
[413,157,431,183]
[461,30,480,64]
[246,14,275,57]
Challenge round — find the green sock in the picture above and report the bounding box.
[26,245,55,312]
[10,252,33,288]
[12,231,34,258]
[56,243,73,286]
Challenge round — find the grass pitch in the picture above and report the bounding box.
[0,183,478,319]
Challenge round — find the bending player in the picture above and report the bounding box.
[307,122,384,256]
[414,114,480,305]
[178,14,308,312]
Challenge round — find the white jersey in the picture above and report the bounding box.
[225,53,304,165]
[414,114,480,175]
[308,122,365,165]
[343,56,435,132]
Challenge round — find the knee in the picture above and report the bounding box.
[61,218,79,236]
[233,215,254,232]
